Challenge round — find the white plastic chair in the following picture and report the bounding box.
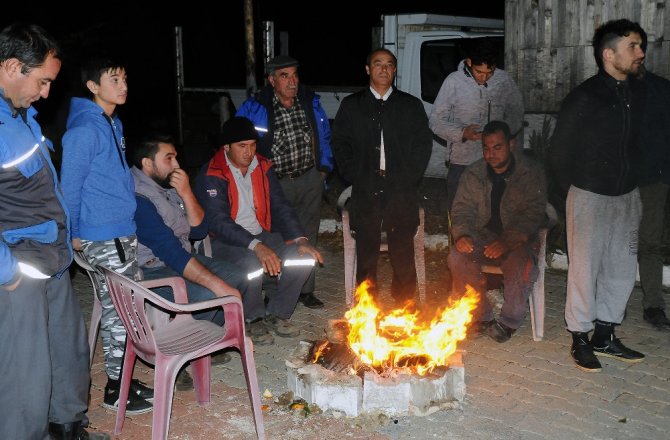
[480,203,558,342]
[337,186,426,306]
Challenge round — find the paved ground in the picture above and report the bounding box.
[75,237,670,440]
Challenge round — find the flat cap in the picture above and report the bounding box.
[266,55,299,75]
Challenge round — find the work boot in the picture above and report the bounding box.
[467,319,495,338]
[591,320,644,363]
[485,320,515,343]
[643,307,670,330]
[299,292,324,309]
[265,314,300,337]
[48,421,111,440]
[246,318,275,345]
[570,331,602,373]
[176,369,194,391]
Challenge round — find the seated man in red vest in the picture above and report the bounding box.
[195,117,323,345]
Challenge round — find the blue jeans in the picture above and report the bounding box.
[142,254,247,326]
[447,235,539,329]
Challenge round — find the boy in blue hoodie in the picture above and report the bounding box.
[61,56,153,414]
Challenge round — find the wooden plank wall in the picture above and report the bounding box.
[506,0,670,112]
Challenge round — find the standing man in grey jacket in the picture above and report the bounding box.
[429,38,524,214]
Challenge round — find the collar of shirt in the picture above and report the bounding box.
[370,87,393,101]
[224,153,263,235]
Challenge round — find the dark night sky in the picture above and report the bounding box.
[3,1,504,140]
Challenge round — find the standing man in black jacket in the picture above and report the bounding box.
[637,68,670,331]
[331,48,433,305]
[550,19,647,373]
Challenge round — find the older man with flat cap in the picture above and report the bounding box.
[196,116,323,343]
[236,55,333,309]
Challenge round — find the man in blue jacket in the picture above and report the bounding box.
[0,23,109,440]
[236,55,333,309]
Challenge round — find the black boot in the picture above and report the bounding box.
[591,320,645,363]
[570,331,602,372]
[48,421,111,440]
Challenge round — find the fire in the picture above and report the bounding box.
[344,281,479,375]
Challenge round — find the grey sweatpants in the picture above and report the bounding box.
[81,235,139,380]
[564,186,642,332]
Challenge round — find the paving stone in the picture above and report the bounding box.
[74,238,670,439]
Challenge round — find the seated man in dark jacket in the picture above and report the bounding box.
[448,121,547,343]
[195,117,323,344]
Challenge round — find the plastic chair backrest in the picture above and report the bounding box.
[99,267,265,440]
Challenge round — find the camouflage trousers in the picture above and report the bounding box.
[81,235,139,380]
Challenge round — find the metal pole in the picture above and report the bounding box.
[174,26,185,145]
[243,0,257,96]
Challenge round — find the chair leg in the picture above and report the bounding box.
[343,210,356,307]
[414,207,426,303]
[530,229,548,342]
[89,297,102,367]
[240,336,266,440]
[151,357,181,440]
[114,344,136,435]
[191,356,212,405]
[530,278,545,341]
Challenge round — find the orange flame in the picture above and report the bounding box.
[344,281,479,375]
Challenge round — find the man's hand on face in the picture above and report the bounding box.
[169,168,192,197]
[253,242,282,276]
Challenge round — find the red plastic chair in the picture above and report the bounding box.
[99,267,265,440]
[73,250,103,367]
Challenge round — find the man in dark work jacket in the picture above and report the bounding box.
[331,48,433,305]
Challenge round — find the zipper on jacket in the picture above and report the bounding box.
[104,113,127,169]
[615,82,631,192]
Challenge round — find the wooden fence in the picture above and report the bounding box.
[505,0,670,112]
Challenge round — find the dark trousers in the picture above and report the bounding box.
[211,231,311,320]
[353,183,418,302]
[638,182,669,310]
[0,275,90,439]
[278,166,323,294]
[447,235,538,329]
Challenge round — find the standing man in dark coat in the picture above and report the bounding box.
[549,19,647,373]
[637,68,670,331]
[331,48,433,304]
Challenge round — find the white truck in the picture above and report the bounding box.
[177,14,504,178]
